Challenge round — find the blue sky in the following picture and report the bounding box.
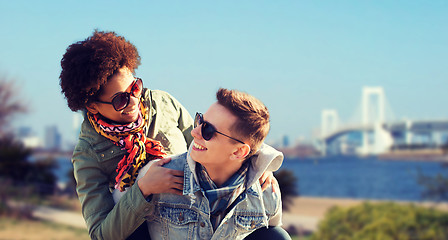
[1,1,447,146]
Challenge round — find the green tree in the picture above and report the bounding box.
[0,77,28,136]
[0,138,32,180]
[418,169,448,202]
[311,202,448,240]
[274,169,299,211]
[0,126,57,196]
[0,77,56,196]
[416,141,448,202]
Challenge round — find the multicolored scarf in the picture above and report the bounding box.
[87,99,166,191]
[196,161,249,230]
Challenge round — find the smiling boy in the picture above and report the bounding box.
[130,88,290,240]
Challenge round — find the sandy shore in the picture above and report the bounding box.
[282,196,448,232]
[29,196,448,235]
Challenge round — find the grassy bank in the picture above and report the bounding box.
[0,216,305,240]
[0,217,89,240]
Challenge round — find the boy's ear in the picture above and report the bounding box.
[86,102,99,114]
[231,144,251,161]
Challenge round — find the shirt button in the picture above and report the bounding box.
[200,222,205,227]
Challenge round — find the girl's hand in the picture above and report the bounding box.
[138,158,184,197]
[259,171,278,193]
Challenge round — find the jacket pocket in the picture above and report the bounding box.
[235,214,266,231]
[157,206,199,240]
[159,206,199,225]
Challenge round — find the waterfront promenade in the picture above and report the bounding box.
[30,196,448,235]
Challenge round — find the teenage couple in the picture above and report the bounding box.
[60,30,290,240]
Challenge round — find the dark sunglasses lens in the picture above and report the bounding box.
[112,93,129,111]
[195,113,215,141]
[132,79,143,97]
[201,123,215,140]
[194,114,200,128]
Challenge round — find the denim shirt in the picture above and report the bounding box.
[72,88,194,240]
[133,144,284,240]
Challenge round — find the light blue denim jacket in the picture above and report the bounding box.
[117,144,284,240]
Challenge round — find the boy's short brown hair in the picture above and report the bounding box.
[216,88,270,157]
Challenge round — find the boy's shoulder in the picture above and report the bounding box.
[162,152,188,171]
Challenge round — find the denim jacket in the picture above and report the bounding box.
[117,143,284,240]
[72,88,194,240]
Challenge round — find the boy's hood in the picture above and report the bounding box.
[185,143,284,189]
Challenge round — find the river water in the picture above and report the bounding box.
[54,155,447,201]
[280,155,447,201]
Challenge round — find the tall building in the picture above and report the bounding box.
[282,135,290,147]
[45,125,62,151]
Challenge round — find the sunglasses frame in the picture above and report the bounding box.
[194,112,246,144]
[96,78,143,111]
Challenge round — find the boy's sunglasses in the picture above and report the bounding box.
[96,78,143,111]
[194,112,245,144]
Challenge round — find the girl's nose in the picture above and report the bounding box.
[191,124,202,140]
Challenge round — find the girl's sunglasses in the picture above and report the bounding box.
[96,78,143,111]
[194,112,245,144]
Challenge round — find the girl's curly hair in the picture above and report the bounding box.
[60,30,141,111]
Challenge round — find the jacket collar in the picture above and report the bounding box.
[183,154,202,196]
[142,89,157,132]
[182,143,284,196]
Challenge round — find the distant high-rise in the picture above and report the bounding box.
[45,125,62,151]
[282,135,290,147]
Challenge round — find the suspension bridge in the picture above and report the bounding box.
[317,87,448,156]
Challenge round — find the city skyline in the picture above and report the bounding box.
[1,1,447,145]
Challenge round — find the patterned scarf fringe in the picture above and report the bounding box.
[87,100,166,191]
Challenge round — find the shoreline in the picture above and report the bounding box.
[378,152,448,162]
[283,154,448,162]
[27,196,448,234]
[283,149,448,162]
[282,196,448,233]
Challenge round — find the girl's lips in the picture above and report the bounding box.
[122,102,140,115]
[193,141,207,151]
[122,107,137,115]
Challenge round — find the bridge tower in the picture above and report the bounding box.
[362,87,385,125]
[321,109,339,136]
[320,109,339,156]
[360,87,392,155]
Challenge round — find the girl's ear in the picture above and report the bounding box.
[86,102,99,114]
